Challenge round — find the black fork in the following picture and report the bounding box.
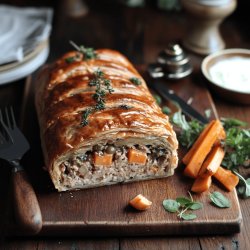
[0,107,42,234]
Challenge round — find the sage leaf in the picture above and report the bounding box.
[162,199,180,213]
[209,192,231,208]
[176,197,192,206]
[180,213,197,220]
[189,202,203,210]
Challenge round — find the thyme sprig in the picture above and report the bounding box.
[68,40,97,61]
[130,77,141,86]
[80,108,93,127]
[81,69,114,126]
[119,105,133,110]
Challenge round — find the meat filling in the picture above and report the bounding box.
[59,144,172,189]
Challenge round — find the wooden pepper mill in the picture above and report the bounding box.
[181,0,237,55]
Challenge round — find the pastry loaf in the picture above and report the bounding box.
[35,48,178,191]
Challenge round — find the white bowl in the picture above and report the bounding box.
[201,48,250,105]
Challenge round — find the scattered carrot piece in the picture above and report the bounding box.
[183,120,225,178]
[93,153,113,167]
[198,146,225,178]
[129,194,152,211]
[213,166,239,192]
[191,176,212,193]
[127,148,147,165]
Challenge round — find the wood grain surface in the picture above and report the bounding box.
[5,66,240,237]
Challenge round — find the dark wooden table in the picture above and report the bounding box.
[0,1,250,249]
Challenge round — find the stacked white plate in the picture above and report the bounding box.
[0,41,49,85]
[0,5,52,85]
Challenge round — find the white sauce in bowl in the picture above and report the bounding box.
[209,57,250,93]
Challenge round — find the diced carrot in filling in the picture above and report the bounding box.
[93,153,113,166]
[127,148,147,165]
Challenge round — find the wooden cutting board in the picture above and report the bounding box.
[10,67,242,236]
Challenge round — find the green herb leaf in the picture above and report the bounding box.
[81,108,93,127]
[153,94,162,106]
[69,40,97,61]
[205,109,211,119]
[162,106,171,115]
[162,199,180,213]
[129,77,141,86]
[65,56,76,63]
[179,213,197,220]
[221,118,250,169]
[176,197,192,206]
[221,117,247,129]
[80,69,114,126]
[171,110,204,148]
[119,105,133,110]
[189,202,203,210]
[233,171,250,198]
[209,191,231,208]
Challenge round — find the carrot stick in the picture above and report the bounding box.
[198,146,225,178]
[213,166,239,192]
[182,120,216,165]
[191,176,212,193]
[183,120,226,165]
[183,120,225,178]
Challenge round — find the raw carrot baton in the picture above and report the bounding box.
[129,194,152,211]
[198,145,225,178]
[183,120,225,178]
[128,148,147,165]
[182,120,216,165]
[191,176,212,193]
[93,153,113,167]
[183,120,226,165]
[213,166,239,192]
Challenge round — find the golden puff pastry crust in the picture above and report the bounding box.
[35,48,178,191]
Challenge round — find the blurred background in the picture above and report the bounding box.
[0,0,249,65]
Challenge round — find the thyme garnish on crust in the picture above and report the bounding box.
[65,41,97,63]
[130,77,141,86]
[81,69,114,126]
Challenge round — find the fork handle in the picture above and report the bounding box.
[12,165,43,234]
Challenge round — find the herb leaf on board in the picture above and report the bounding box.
[163,193,202,221]
[209,192,231,208]
[189,202,203,210]
[162,199,180,213]
[179,213,197,221]
[233,171,250,198]
[176,197,192,206]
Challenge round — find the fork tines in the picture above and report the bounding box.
[0,107,15,145]
[0,114,13,150]
[1,106,16,130]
